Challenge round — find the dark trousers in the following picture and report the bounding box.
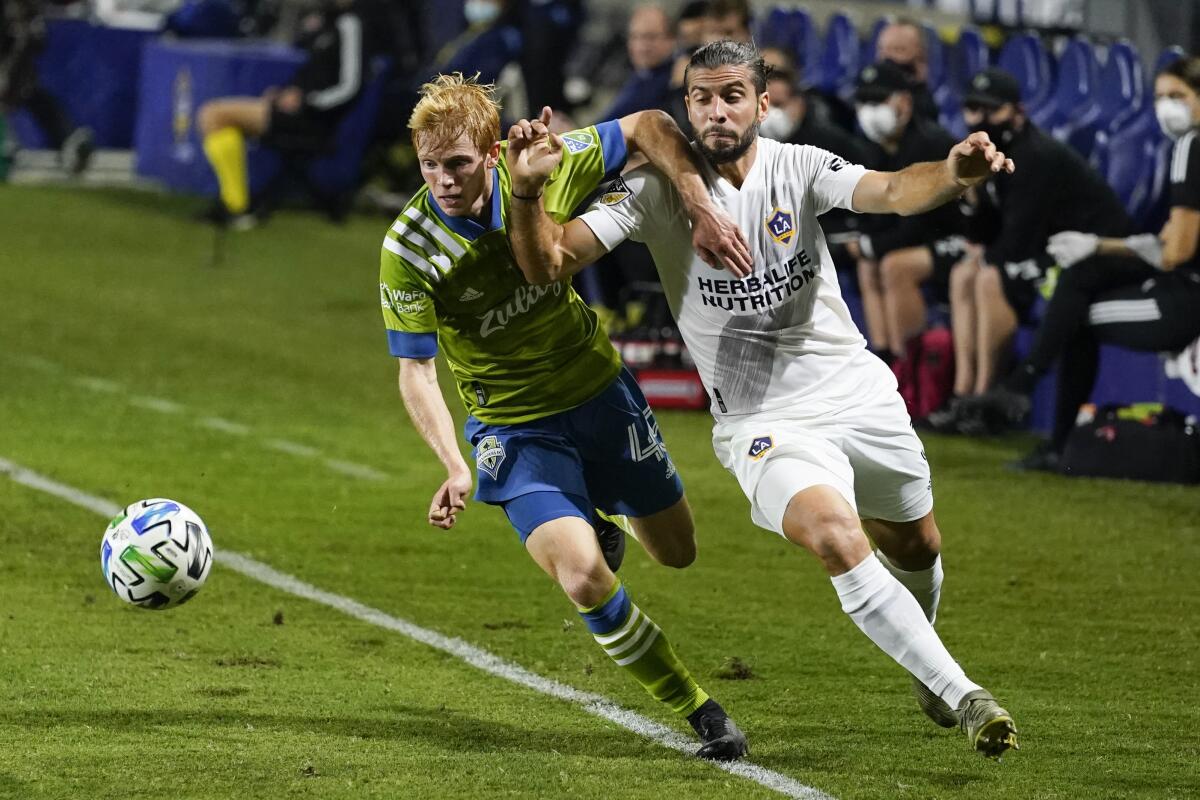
[1024,255,1200,448]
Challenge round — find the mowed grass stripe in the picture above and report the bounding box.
[0,455,835,800]
[3,352,392,482]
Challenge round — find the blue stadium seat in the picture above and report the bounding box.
[949,27,990,96]
[997,33,1053,117]
[756,7,820,77]
[812,12,860,99]
[1044,38,1103,157]
[1091,105,1171,233]
[922,23,949,95]
[860,16,889,69]
[1095,41,1146,135]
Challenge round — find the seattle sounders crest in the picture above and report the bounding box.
[476,435,506,479]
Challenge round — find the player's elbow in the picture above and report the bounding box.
[517,261,561,285]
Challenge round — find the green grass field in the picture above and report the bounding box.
[1,186,1197,799]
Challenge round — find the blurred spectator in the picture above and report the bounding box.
[435,0,521,88]
[516,0,583,115]
[848,61,964,364]
[930,68,1131,431]
[601,3,675,120]
[196,0,390,227]
[675,0,708,51]
[875,18,939,122]
[703,0,751,43]
[966,56,1200,470]
[0,0,93,173]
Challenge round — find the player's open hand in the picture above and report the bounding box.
[428,470,472,530]
[507,106,563,197]
[691,205,754,278]
[948,131,1014,188]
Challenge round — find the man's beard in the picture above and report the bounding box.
[695,120,759,164]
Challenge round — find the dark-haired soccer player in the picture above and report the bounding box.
[506,41,1020,759]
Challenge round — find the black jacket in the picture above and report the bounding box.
[972,123,1131,267]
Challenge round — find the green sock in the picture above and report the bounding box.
[578,580,708,716]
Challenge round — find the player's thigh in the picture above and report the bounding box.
[628,494,696,568]
[572,368,685,520]
[836,387,934,526]
[198,97,270,136]
[712,417,857,536]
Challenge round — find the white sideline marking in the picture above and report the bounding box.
[264,438,322,458]
[198,416,251,436]
[0,456,834,800]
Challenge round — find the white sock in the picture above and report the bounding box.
[876,549,943,625]
[831,553,980,709]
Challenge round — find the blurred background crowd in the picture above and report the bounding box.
[3,0,1200,476]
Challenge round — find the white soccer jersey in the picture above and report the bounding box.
[580,136,887,420]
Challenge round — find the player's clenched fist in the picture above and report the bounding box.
[507,106,563,197]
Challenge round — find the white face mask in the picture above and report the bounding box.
[1155,98,1195,140]
[857,103,899,144]
[759,106,794,141]
[464,0,501,26]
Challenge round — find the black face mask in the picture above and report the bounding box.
[970,119,1016,147]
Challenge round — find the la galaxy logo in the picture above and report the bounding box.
[600,176,631,205]
[562,131,595,154]
[765,208,795,245]
[475,435,506,479]
[747,436,774,460]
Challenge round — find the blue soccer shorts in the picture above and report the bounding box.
[464,368,684,542]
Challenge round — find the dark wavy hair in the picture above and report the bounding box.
[685,40,771,94]
[1159,54,1200,94]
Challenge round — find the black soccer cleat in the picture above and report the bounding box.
[595,516,626,573]
[687,699,749,761]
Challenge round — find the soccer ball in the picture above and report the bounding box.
[101,498,213,610]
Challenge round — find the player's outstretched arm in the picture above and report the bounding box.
[397,357,472,530]
[853,131,1015,217]
[618,110,752,276]
[506,110,611,284]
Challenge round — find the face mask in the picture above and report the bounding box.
[464,0,500,26]
[1155,98,1194,140]
[857,103,899,144]
[759,106,794,141]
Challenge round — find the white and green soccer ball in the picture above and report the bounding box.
[101,498,213,610]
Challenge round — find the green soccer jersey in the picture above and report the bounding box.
[380,121,627,424]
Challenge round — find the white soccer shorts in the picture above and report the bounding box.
[711,370,933,535]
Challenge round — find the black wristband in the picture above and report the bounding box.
[511,190,543,201]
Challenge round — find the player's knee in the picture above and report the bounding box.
[857,260,881,291]
[808,510,868,572]
[557,561,613,608]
